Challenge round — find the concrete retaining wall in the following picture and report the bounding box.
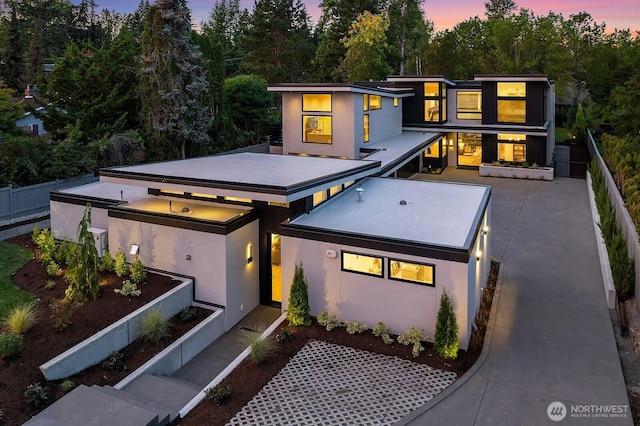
[40,279,194,380]
[114,308,226,390]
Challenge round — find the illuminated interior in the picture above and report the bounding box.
[497,100,526,123]
[424,82,440,96]
[123,198,251,222]
[497,82,526,97]
[389,260,434,286]
[342,252,383,277]
[303,115,332,144]
[457,91,482,119]
[302,94,332,112]
[457,133,482,166]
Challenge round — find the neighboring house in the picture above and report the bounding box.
[15,85,47,137]
[49,74,551,350]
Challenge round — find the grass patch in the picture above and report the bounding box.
[0,241,36,320]
[556,127,570,143]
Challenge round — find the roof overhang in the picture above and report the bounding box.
[474,74,552,87]
[386,75,456,86]
[267,83,414,98]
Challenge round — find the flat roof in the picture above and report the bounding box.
[283,177,490,255]
[59,182,149,202]
[123,197,251,223]
[99,152,380,203]
[362,131,441,176]
[267,83,414,97]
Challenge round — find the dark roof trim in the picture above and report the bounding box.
[108,206,258,235]
[99,160,381,197]
[376,134,442,176]
[463,185,492,250]
[403,122,550,134]
[50,191,125,210]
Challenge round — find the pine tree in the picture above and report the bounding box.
[286,262,311,326]
[434,290,459,360]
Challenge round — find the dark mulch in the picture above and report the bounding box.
[0,233,209,425]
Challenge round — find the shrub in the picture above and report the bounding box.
[129,258,147,284]
[372,322,394,345]
[179,307,196,322]
[32,227,57,264]
[205,385,232,406]
[398,325,426,358]
[49,298,81,331]
[0,333,23,359]
[317,311,341,331]
[60,380,75,393]
[114,248,129,277]
[101,351,127,371]
[64,204,100,301]
[98,250,115,272]
[242,328,275,364]
[24,383,49,408]
[345,321,368,335]
[4,302,37,335]
[45,280,56,289]
[114,280,141,297]
[55,240,76,265]
[434,290,459,360]
[46,261,63,277]
[276,328,293,343]
[140,309,169,342]
[0,408,4,423]
[286,262,311,326]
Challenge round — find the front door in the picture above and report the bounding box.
[270,234,282,304]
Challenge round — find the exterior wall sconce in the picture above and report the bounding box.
[476,251,481,261]
[247,244,253,264]
[130,244,139,256]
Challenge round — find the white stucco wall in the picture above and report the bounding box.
[354,96,403,151]
[50,201,110,241]
[280,237,475,349]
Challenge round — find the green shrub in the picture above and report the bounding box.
[60,380,75,393]
[179,307,196,322]
[48,298,81,331]
[46,261,63,277]
[345,321,368,335]
[276,328,293,343]
[316,311,341,331]
[129,258,147,284]
[114,248,129,277]
[205,385,231,406]
[242,328,275,364]
[372,322,394,345]
[4,302,37,335]
[45,280,56,289]
[98,250,115,272]
[101,351,127,371]
[140,309,169,342]
[286,262,311,326]
[114,280,141,297]
[0,408,4,422]
[55,240,76,265]
[64,204,100,301]
[0,333,23,359]
[32,227,57,264]
[24,383,49,408]
[398,325,426,358]
[434,290,459,360]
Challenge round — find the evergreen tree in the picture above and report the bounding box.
[65,204,100,301]
[221,74,272,147]
[571,103,586,143]
[0,8,26,94]
[201,0,248,78]
[286,262,311,326]
[242,0,315,83]
[139,0,212,160]
[484,0,517,20]
[434,290,459,360]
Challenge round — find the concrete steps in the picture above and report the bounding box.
[93,385,172,426]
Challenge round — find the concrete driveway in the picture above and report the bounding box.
[401,169,632,425]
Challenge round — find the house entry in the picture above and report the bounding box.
[270,234,282,303]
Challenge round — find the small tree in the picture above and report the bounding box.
[434,290,459,360]
[65,204,100,301]
[286,262,311,326]
[571,103,586,144]
[114,248,129,277]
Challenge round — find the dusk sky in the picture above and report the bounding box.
[87,0,639,33]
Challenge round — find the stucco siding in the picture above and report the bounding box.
[50,201,109,241]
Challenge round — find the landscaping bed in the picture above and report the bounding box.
[0,233,206,425]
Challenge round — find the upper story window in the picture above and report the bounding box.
[363,94,382,111]
[424,83,440,96]
[394,98,399,107]
[457,91,482,119]
[497,83,526,123]
[363,114,370,143]
[424,82,447,122]
[302,94,331,112]
[389,259,434,286]
[303,115,332,144]
[363,94,369,111]
[342,251,383,277]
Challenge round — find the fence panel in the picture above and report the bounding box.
[0,173,96,222]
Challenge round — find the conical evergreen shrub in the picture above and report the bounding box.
[286,262,311,326]
[434,290,459,360]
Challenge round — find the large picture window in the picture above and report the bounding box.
[302,94,332,112]
[389,259,434,286]
[425,99,440,121]
[342,251,383,277]
[497,82,526,123]
[303,115,332,144]
[457,91,482,119]
[498,134,527,162]
[424,82,440,96]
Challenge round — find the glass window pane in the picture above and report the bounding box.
[303,115,332,143]
[313,190,327,206]
[497,100,526,123]
[425,100,440,121]
[498,143,526,163]
[363,94,369,111]
[369,95,382,110]
[329,185,341,197]
[424,82,439,96]
[394,98,399,107]
[389,259,434,286]
[342,252,383,277]
[442,97,447,121]
[457,133,483,167]
[302,94,332,112]
[363,114,369,143]
[457,92,482,119]
[497,82,526,97]
[424,142,440,158]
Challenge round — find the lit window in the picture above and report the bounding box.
[268,201,290,208]
[303,115,332,144]
[457,91,481,119]
[344,181,354,189]
[497,100,526,123]
[497,82,526,97]
[224,196,251,203]
[160,189,184,195]
[313,190,327,206]
[363,94,369,111]
[424,142,440,158]
[342,251,383,277]
[191,192,217,199]
[329,185,341,197]
[498,138,526,163]
[425,100,439,121]
[441,96,447,121]
[302,94,332,112]
[424,82,440,96]
[389,259,434,286]
[394,98,399,107]
[369,95,382,110]
[363,114,369,143]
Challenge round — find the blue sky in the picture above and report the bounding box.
[85,0,639,33]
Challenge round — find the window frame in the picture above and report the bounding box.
[302,93,332,112]
[456,91,482,120]
[363,114,370,143]
[302,115,333,144]
[496,82,526,123]
[388,258,435,287]
[341,250,384,278]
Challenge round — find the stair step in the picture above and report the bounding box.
[159,374,202,392]
[122,374,201,416]
[94,385,171,426]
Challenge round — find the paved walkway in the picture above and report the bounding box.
[400,169,632,425]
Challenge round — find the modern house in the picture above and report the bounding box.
[50,74,552,350]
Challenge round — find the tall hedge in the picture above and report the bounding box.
[434,290,459,360]
[286,262,311,326]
